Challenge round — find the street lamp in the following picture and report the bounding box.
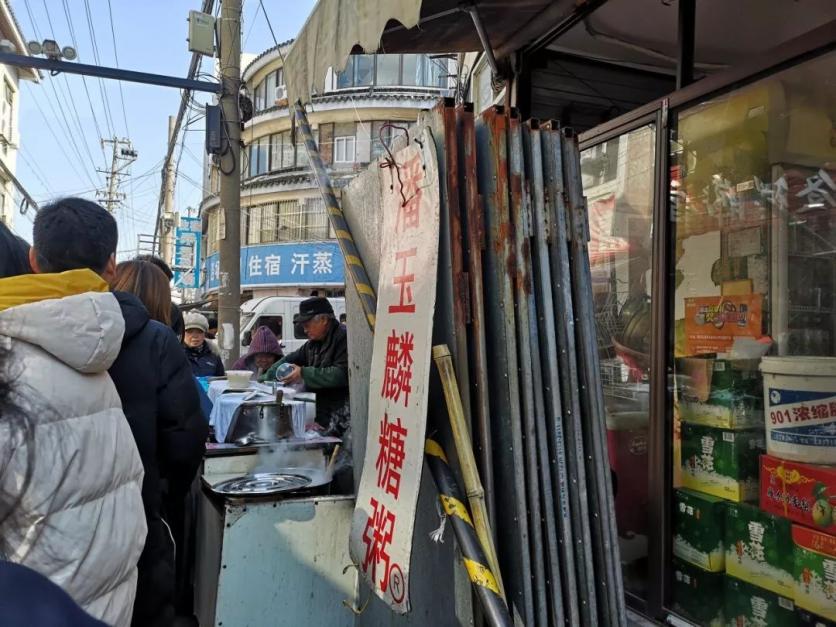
[26,39,77,61]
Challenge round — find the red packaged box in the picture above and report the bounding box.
[761,454,836,533]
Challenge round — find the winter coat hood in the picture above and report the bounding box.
[0,272,124,373]
[0,272,146,626]
[232,326,283,371]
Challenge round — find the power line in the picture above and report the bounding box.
[61,0,108,167]
[40,0,103,182]
[81,0,116,138]
[105,0,130,138]
[21,0,100,189]
[17,146,55,196]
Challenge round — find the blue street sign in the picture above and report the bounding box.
[174,217,202,289]
[203,241,345,291]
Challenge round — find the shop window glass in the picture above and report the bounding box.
[582,123,657,600]
[668,51,836,623]
[376,55,400,86]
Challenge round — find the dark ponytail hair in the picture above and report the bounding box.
[0,344,35,559]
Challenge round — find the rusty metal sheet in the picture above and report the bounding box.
[508,110,549,627]
[455,103,496,531]
[524,119,579,627]
[475,106,534,626]
[541,122,598,626]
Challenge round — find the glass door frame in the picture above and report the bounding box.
[578,18,836,622]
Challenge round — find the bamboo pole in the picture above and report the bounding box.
[432,344,505,599]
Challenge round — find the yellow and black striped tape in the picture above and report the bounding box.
[294,102,378,333]
[424,438,508,611]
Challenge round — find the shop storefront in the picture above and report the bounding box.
[580,26,836,625]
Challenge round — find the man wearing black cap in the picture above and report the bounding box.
[261,296,349,432]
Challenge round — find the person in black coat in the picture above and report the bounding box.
[109,292,208,627]
[0,222,31,278]
[0,562,107,627]
[183,311,225,377]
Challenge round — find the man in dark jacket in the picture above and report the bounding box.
[183,311,225,377]
[262,297,349,431]
[31,198,208,627]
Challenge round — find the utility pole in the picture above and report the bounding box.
[97,137,137,212]
[217,0,242,367]
[159,116,178,265]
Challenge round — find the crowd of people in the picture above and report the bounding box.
[0,197,352,626]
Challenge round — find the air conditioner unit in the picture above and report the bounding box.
[275,85,288,105]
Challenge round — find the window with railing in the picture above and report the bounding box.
[334,53,450,90]
[242,119,417,178]
[240,197,330,246]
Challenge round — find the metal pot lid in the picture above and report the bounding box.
[212,472,312,496]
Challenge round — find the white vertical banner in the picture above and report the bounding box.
[349,127,440,613]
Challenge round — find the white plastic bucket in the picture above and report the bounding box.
[760,356,836,464]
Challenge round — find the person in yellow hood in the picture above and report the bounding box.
[0,202,146,627]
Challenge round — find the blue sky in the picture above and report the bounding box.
[11,0,316,250]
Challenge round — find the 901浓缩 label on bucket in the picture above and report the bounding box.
[766,387,836,463]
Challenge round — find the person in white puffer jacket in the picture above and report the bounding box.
[0,266,147,627]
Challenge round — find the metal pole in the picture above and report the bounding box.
[161,116,177,265]
[293,100,378,333]
[217,0,242,367]
[465,4,502,80]
[425,439,513,627]
[432,344,505,599]
[676,0,696,89]
[0,52,221,93]
[105,138,119,212]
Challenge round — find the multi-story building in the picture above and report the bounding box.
[200,41,451,300]
[0,0,37,227]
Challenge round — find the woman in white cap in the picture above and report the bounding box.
[182,312,225,377]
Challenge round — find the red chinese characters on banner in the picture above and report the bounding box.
[362,497,396,591]
[351,134,438,613]
[375,413,408,498]
[396,154,424,233]
[381,330,415,406]
[389,248,417,314]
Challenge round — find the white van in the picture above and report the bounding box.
[240,296,346,355]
